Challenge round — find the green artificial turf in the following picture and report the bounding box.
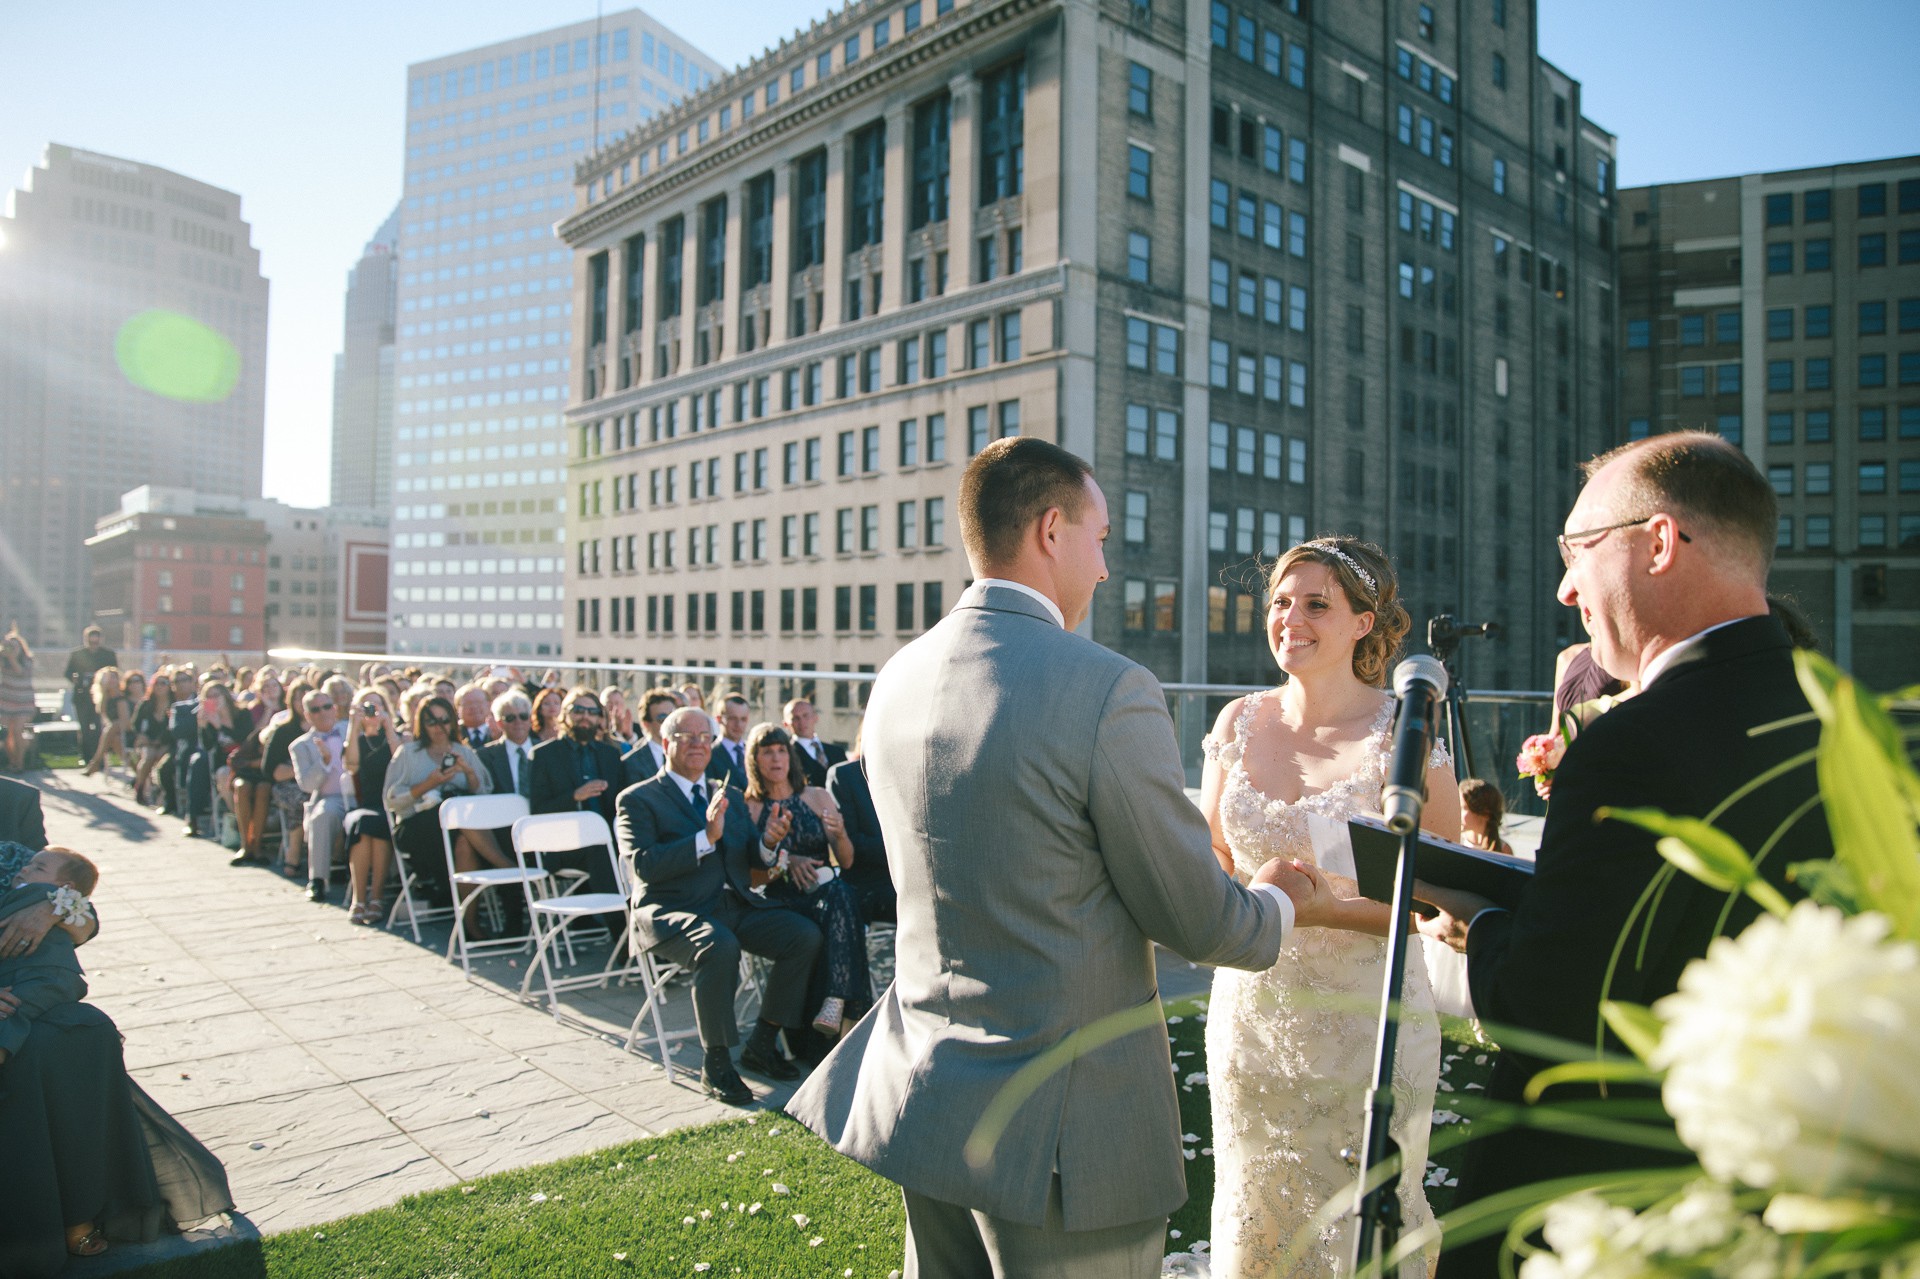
[123,1000,1497,1278]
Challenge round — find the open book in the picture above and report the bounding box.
[1345,814,1534,911]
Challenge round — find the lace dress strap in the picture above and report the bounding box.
[1200,689,1268,769]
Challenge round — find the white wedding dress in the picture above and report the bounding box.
[1200,691,1443,1279]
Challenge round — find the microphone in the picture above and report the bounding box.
[1382,656,1449,835]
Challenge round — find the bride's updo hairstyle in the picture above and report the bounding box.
[1267,537,1409,688]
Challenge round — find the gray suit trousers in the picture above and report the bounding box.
[903,1179,1164,1279]
[647,890,820,1048]
[303,793,349,883]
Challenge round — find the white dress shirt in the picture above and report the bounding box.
[505,739,533,793]
[976,576,1066,628]
[664,768,717,858]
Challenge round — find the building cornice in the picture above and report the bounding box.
[559,0,1055,247]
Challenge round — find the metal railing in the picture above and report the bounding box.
[267,648,1559,817]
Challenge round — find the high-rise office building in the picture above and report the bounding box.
[1619,157,1920,689]
[557,0,1616,698]
[0,143,268,650]
[388,11,723,658]
[331,206,400,509]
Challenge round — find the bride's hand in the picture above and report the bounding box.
[1253,857,1338,930]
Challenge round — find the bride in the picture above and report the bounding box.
[1198,537,1459,1278]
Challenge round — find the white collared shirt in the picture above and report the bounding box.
[976,577,1065,628]
[504,738,533,792]
[1638,616,1754,689]
[664,768,716,858]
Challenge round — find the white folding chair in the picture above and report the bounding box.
[513,813,648,1013]
[440,794,539,976]
[386,805,458,942]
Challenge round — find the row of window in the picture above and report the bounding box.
[1208,344,1312,405]
[1776,514,1920,552]
[392,584,560,603]
[1763,180,1920,226]
[1764,231,1920,274]
[1207,2,1309,87]
[139,624,248,648]
[1206,105,1310,185]
[1767,353,1920,393]
[1207,423,1309,480]
[603,496,951,571]
[1208,258,1310,330]
[1206,180,1310,256]
[1768,459,1920,497]
[581,580,948,637]
[1202,508,1307,556]
[1767,405,1920,443]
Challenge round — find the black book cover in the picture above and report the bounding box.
[1347,815,1534,911]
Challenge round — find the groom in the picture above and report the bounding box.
[789,438,1338,1278]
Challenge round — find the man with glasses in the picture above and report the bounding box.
[1419,433,1832,1277]
[290,690,350,903]
[477,691,537,800]
[618,705,822,1106]
[620,686,680,784]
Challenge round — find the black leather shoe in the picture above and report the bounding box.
[307,878,328,903]
[738,1042,800,1082]
[701,1064,755,1107]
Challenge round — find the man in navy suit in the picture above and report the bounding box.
[616,706,822,1106]
[782,698,846,788]
[620,686,678,786]
[826,756,893,925]
[704,693,752,785]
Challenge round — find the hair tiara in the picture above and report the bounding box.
[1300,541,1378,599]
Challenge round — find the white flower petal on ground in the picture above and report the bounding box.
[810,1237,824,1247]
[1652,902,1920,1195]
[748,1203,762,1215]
[793,1213,810,1227]
[772,1183,790,1195]
[528,1193,548,1204]
[682,1216,695,1225]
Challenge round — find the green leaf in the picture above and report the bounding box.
[1600,1002,1665,1066]
[1599,807,1793,917]
[1523,1058,1662,1104]
[1796,651,1920,939]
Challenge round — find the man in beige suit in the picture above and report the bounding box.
[789,438,1338,1278]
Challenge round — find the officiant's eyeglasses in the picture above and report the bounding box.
[1556,516,1690,568]
[669,731,716,745]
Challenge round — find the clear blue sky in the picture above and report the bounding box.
[3,1,1915,509]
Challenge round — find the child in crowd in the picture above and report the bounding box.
[0,846,98,1067]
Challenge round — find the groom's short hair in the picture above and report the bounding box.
[960,437,1095,569]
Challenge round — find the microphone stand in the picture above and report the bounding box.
[1352,700,1432,1276]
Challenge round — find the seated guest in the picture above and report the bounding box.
[0,774,48,849]
[621,686,678,782]
[224,712,273,866]
[477,691,536,800]
[528,687,626,907]
[263,680,310,881]
[454,682,495,751]
[1457,778,1515,856]
[80,668,131,778]
[782,697,846,788]
[742,724,870,1040]
[190,683,244,838]
[529,687,565,745]
[342,689,405,925]
[827,742,895,926]
[705,693,752,784]
[383,695,503,914]
[617,707,822,1105]
[290,690,349,904]
[0,848,98,1067]
[602,686,639,751]
[130,672,173,808]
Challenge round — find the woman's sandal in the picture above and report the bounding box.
[66,1224,108,1257]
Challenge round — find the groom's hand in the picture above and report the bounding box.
[1252,857,1336,929]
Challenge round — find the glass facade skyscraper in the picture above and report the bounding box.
[389,10,721,657]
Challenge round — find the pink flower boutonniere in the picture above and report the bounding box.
[1516,731,1568,800]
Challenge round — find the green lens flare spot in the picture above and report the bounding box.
[115,309,240,403]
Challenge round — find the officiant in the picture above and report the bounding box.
[1418,433,1831,1277]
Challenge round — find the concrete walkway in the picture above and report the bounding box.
[32,768,748,1271]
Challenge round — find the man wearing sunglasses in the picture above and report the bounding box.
[1419,433,1832,1276]
[477,691,537,800]
[528,687,628,911]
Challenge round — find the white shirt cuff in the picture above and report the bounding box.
[1250,882,1296,938]
[694,831,714,858]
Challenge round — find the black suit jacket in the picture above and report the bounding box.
[0,776,48,851]
[476,738,536,799]
[705,737,750,786]
[621,738,669,789]
[825,758,888,894]
[529,736,627,829]
[790,737,847,789]
[1448,616,1828,1272]
[615,774,772,946]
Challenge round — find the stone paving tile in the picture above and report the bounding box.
[234,1136,459,1236]
[171,1084,403,1163]
[122,1007,301,1071]
[348,1052,583,1130]
[129,1042,341,1113]
[411,1094,651,1180]
[302,1020,507,1083]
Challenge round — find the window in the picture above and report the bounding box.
[1777,517,1793,551]
[1806,462,1832,495]
[1768,360,1794,393]
[1860,233,1887,269]
[1902,459,1920,493]
[1681,366,1707,397]
[1627,318,1650,349]
[1717,413,1743,445]
[1804,188,1832,222]
[1903,232,1920,266]
[1680,315,1705,346]
[1860,514,1888,548]
[1209,339,1230,388]
[911,93,952,228]
[969,318,990,368]
[1767,308,1794,341]
[848,121,886,251]
[1127,231,1151,283]
[1123,491,1148,543]
[1806,516,1832,549]
[1807,410,1832,442]
[927,329,948,377]
[1209,0,1228,46]
[1209,179,1230,228]
[999,311,1021,361]
[1209,258,1230,308]
[1765,193,1793,226]
[1858,182,1886,217]
[1127,62,1152,117]
[1805,239,1831,272]
[1859,300,1889,334]
[1905,352,1920,386]
[924,497,945,545]
[1491,51,1506,89]
[1716,312,1741,345]
[1127,317,1150,368]
[1127,144,1152,200]
[1716,364,1741,395]
[1492,156,1507,196]
[1767,243,1793,275]
[1861,407,1886,441]
[968,405,990,453]
[1262,124,1282,174]
[978,61,1026,204]
[1806,357,1831,391]
[1861,354,1887,388]
[1769,412,1793,445]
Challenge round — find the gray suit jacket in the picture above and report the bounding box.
[787,583,1288,1231]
